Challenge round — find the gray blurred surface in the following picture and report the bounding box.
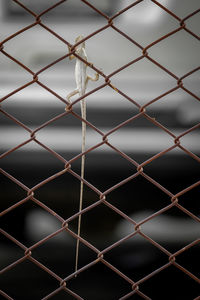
[0,1,200,299]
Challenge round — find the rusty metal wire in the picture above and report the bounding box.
[0,0,200,299]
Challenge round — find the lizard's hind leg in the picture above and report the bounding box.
[65,89,79,111]
[86,73,99,85]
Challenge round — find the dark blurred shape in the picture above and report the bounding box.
[3,0,117,19]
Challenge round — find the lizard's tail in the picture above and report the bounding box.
[75,99,86,274]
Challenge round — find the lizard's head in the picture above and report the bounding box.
[68,35,85,60]
[75,35,85,51]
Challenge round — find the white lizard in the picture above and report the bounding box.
[66,35,99,273]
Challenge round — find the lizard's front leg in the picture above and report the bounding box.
[68,45,76,60]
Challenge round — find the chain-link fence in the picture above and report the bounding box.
[0,0,200,299]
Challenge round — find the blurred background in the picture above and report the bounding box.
[0,0,200,299]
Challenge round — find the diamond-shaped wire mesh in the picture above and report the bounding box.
[0,0,200,299]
